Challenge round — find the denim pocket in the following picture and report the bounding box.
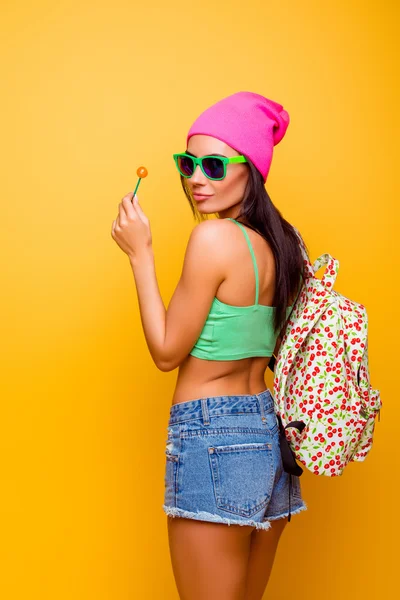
[208,441,274,518]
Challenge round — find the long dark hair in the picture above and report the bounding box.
[179,156,311,336]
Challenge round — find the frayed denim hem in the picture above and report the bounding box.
[162,505,272,531]
[266,501,308,521]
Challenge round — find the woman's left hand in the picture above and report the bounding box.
[111,192,152,259]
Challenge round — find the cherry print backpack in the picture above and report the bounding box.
[270,228,382,479]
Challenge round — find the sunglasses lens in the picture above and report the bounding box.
[202,157,224,179]
[177,155,194,177]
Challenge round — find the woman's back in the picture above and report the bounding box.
[171,218,294,405]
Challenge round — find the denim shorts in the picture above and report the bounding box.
[163,388,307,531]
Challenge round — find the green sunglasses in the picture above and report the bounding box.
[173,152,248,181]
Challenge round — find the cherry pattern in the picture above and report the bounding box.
[273,230,382,477]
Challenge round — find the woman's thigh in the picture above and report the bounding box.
[167,515,254,600]
[244,517,288,600]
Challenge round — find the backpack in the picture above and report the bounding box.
[269,228,381,514]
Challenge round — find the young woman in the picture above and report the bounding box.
[112,91,309,600]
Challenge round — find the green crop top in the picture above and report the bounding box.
[189,218,293,361]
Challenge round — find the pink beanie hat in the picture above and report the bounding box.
[186,91,290,183]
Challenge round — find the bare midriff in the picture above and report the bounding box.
[170,354,273,405]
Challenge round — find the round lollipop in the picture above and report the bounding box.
[132,166,148,199]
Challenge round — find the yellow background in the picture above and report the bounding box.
[1,0,397,597]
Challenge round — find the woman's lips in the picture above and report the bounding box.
[193,193,213,201]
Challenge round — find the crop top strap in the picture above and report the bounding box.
[227,218,259,304]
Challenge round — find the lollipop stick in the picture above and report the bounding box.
[133,178,142,198]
